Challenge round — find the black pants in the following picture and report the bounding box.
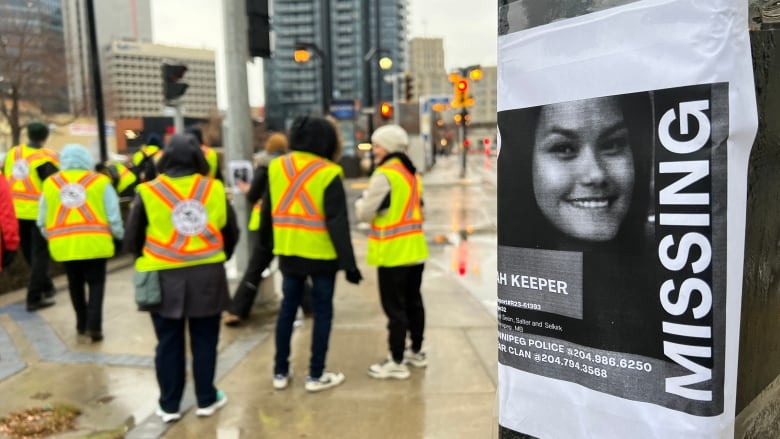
[151,313,221,412]
[18,219,54,304]
[377,264,426,363]
[63,258,107,334]
[229,242,312,318]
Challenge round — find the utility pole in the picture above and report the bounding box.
[85,0,107,163]
[222,0,253,275]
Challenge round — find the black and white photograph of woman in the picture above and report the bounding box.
[498,92,665,360]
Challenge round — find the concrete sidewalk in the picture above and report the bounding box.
[0,155,499,438]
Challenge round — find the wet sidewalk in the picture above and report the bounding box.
[0,154,499,438]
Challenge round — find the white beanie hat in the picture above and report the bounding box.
[371,125,408,154]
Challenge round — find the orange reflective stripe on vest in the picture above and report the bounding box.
[272,156,328,231]
[46,173,109,238]
[369,163,423,240]
[8,147,41,202]
[143,175,223,262]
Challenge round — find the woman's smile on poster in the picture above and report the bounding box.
[532,97,634,243]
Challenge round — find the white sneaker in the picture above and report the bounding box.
[273,369,292,390]
[304,371,345,392]
[368,355,411,380]
[404,348,428,368]
[195,390,228,417]
[156,407,181,423]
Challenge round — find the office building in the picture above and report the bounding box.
[62,0,152,115]
[102,40,217,119]
[469,65,497,125]
[264,0,409,131]
[408,37,449,102]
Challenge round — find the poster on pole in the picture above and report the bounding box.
[496,1,757,438]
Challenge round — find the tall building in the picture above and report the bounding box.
[408,37,449,101]
[264,0,409,132]
[0,0,68,113]
[469,65,497,125]
[102,40,217,119]
[62,0,152,115]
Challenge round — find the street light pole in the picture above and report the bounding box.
[294,42,331,115]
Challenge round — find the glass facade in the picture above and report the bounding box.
[264,0,408,131]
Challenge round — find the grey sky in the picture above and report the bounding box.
[151,0,497,108]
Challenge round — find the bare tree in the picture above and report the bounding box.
[0,3,70,146]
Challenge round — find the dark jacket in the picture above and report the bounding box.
[124,134,240,319]
[256,119,358,276]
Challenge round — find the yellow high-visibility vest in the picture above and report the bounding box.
[4,144,59,220]
[132,144,162,167]
[248,201,261,231]
[109,162,138,194]
[135,174,227,272]
[201,145,219,178]
[367,158,428,267]
[41,170,114,261]
[268,152,342,260]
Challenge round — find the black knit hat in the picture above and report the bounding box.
[27,121,49,143]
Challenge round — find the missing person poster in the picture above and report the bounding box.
[496,1,757,438]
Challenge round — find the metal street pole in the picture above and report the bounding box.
[222,0,253,276]
[320,0,332,115]
[392,74,399,124]
[85,0,107,163]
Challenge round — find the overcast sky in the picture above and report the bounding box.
[151,0,497,108]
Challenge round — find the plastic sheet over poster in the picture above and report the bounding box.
[496,1,757,437]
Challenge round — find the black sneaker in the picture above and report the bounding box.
[42,289,56,299]
[26,298,55,312]
[89,331,104,342]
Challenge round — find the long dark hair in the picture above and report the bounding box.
[497,92,653,252]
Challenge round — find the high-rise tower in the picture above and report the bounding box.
[263,0,409,132]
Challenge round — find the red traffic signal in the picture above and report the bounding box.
[456,80,468,93]
[483,137,491,146]
[379,102,393,119]
[464,138,471,147]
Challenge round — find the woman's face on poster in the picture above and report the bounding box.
[532,96,634,242]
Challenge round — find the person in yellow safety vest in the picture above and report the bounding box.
[124,133,239,422]
[252,116,362,393]
[355,124,429,380]
[37,144,124,342]
[4,121,60,311]
[95,160,138,198]
[131,133,164,183]
[185,125,222,180]
[224,132,299,326]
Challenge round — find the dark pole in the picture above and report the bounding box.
[373,0,381,105]
[320,0,332,115]
[85,0,108,163]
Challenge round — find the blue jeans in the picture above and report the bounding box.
[274,272,336,379]
[151,313,221,412]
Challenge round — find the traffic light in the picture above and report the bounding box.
[161,63,188,102]
[453,79,468,107]
[246,0,271,58]
[379,102,393,120]
[403,73,414,103]
[483,137,491,146]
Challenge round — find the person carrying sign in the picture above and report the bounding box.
[124,133,239,422]
[37,144,124,342]
[355,125,429,380]
[4,121,59,311]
